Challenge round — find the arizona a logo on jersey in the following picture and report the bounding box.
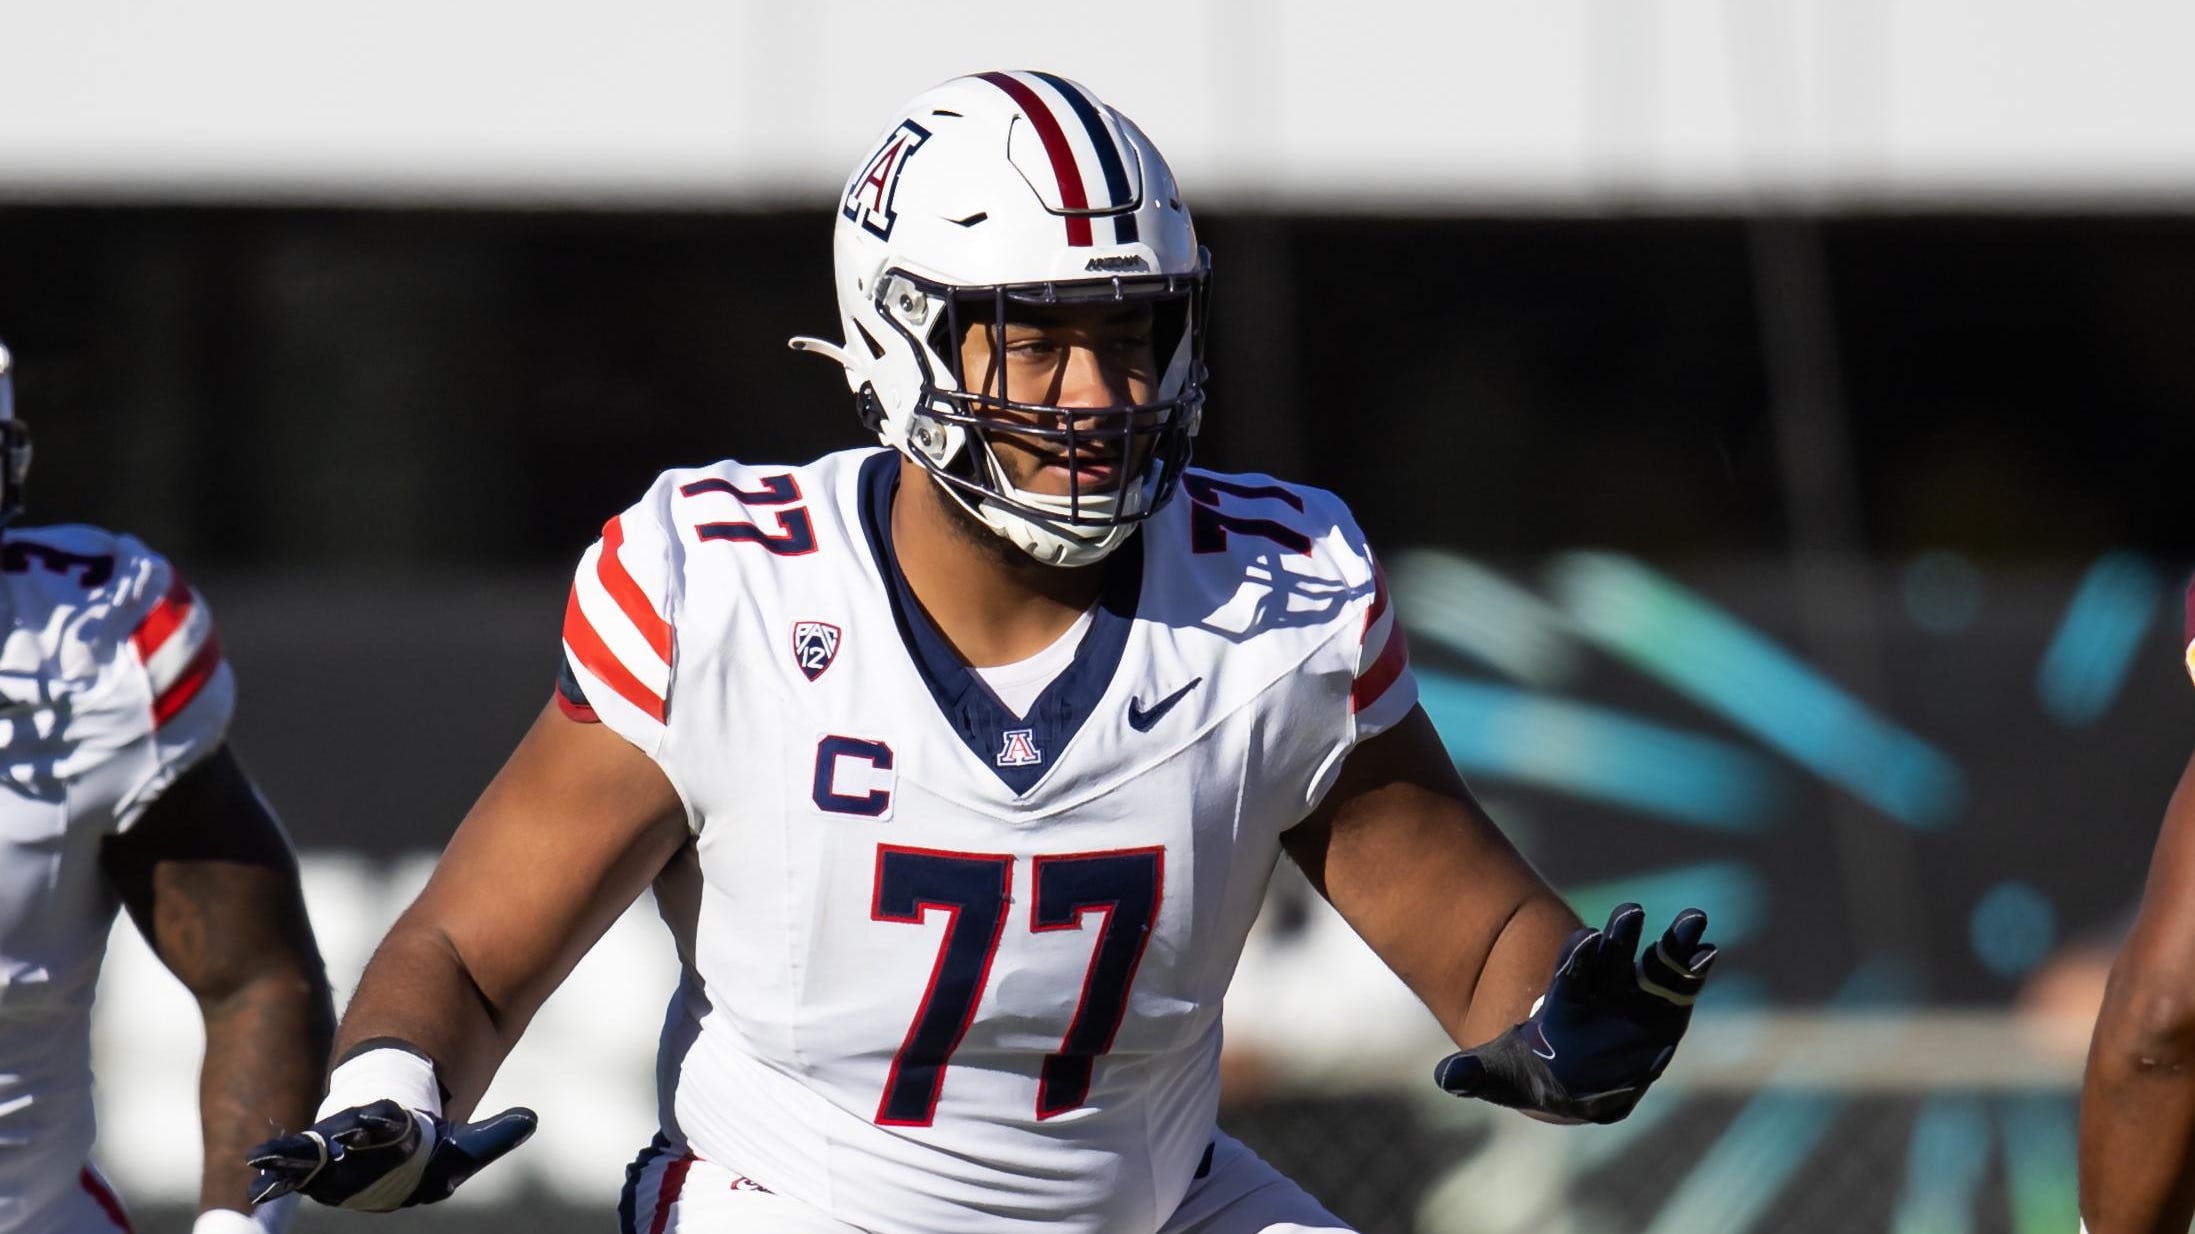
[995,727,1043,767]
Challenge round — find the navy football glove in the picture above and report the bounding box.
[245,1100,536,1211]
[1434,903,1715,1124]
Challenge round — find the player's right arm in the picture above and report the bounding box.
[250,496,692,1211]
[245,702,689,1211]
[2080,744,2195,1234]
[336,701,690,1110]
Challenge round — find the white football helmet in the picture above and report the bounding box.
[0,341,30,525]
[791,71,1210,567]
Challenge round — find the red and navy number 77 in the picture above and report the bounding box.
[871,844,1163,1125]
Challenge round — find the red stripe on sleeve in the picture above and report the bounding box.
[598,517,673,666]
[149,631,223,727]
[563,588,666,723]
[129,571,197,661]
[977,72,1095,247]
[1351,622,1410,715]
[1365,560,1391,628]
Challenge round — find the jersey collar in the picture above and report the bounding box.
[857,450,1142,796]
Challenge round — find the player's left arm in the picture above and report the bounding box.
[1283,706,1577,1048]
[101,748,336,1229]
[1281,704,1716,1123]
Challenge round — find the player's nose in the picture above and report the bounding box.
[1053,344,1137,411]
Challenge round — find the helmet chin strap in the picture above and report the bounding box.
[969,465,1150,568]
[921,460,1138,568]
[976,499,1136,568]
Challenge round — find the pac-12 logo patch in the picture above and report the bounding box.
[996,728,1044,767]
[792,620,843,682]
[843,119,932,241]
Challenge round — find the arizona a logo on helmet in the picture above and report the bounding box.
[842,119,932,241]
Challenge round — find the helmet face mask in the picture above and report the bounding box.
[793,71,1210,568]
[884,266,1206,549]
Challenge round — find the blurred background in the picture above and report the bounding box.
[7,0,2195,1229]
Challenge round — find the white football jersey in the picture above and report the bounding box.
[562,448,1414,1234]
[0,525,232,1229]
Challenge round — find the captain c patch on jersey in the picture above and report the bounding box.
[793,620,843,682]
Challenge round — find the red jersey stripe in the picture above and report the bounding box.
[648,1153,695,1234]
[78,1168,134,1233]
[149,631,223,727]
[977,71,1095,247]
[1365,560,1391,628]
[598,517,673,666]
[564,588,667,723]
[1352,622,1410,714]
[129,572,197,660]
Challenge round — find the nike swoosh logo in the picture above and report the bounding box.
[1127,677,1203,732]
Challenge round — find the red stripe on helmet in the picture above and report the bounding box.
[977,71,1094,247]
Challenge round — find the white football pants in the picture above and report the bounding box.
[617,1131,1353,1234]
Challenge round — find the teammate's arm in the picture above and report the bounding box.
[1283,705,1714,1123]
[99,744,336,1223]
[2080,746,2195,1233]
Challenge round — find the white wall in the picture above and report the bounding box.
[6,0,2195,210]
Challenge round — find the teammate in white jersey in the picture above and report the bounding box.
[0,341,333,1234]
[248,73,1717,1233]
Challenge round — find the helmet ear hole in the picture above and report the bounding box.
[855,385,888,434]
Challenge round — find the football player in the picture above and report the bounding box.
[0,340,334,1233]
[2077,579,2195,1234]
[246,72,1716,1233]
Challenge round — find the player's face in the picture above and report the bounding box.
[956,302,1161,498]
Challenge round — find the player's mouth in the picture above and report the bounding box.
[1038,453,1120,488]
